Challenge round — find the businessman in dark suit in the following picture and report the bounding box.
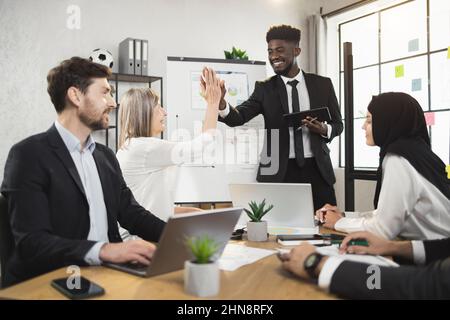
[1,57,166,287]
[215,25,343,210]
[280,231,450,299]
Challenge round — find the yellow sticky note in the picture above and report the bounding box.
[446,165,450,179]
[447,47,450,59]
[395,65,404,78]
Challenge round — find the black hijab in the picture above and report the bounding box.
[368,92,450,208]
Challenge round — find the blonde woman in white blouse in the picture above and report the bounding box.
[116,68,222,237]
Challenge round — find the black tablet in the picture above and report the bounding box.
[283,107,331,126]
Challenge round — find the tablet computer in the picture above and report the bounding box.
[283,107,331,126]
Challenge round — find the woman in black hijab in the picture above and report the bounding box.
[316,92,450,240]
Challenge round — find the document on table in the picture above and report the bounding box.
[316,245,399,267]
[218,244,276,271]
[277,245,399,267]
[234,225,319,235]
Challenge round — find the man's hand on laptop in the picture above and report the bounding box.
[99,240,156,265]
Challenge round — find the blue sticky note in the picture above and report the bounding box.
[412,78,422,92]
[408,39,419,52]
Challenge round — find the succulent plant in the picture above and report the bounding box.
[244,199,274,222]
[186,235,220,264]
[224,46,249,60]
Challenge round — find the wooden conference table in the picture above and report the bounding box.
[0,229,342,300]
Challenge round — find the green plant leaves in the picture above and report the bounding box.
[244,199,274,222]
[185,235,219,264]
[224,46,249,60]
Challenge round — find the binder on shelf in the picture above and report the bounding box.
[134,39,142,75]
[141,39,148,76]
[118,38,135,75]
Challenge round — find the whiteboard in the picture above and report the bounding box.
[166,57,267,203]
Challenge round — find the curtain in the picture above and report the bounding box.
[307,14,327,76]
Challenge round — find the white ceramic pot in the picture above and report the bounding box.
[246,220,268,241]
[184,260,220,297]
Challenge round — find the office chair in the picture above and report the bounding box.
[0,194,14,288]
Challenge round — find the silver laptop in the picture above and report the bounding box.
[229,183,315,229]
[104,207,242,277]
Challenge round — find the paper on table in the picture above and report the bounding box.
[277,239,327,246]
[233,225,319,235]
[218,244,276,271]
[316,245,399,267]
[276,245,399,267]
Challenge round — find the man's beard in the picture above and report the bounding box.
[272,60,294,77]
[79,114,106,131]
[79,102,110,131]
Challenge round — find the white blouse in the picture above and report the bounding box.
[116,132,215,224]
[335,153,450,240]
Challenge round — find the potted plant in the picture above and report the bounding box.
[244,199,274,241]
[224,46,249,60]
[184,235,220,297]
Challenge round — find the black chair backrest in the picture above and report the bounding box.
[0,194,14,288]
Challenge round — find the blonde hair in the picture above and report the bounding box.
[118,88,159,149]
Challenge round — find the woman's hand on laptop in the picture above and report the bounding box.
[174,206,203,214]
[99,240,156,265]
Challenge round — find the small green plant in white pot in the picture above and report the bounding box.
[244,199,274,241]
[184,235,220,297]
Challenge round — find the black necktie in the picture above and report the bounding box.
[287,80,305,167]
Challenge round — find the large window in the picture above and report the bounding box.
[329,0,450,169]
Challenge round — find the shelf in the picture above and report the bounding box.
[108,73,162,84]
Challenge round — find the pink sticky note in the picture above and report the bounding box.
[424,112,435,126]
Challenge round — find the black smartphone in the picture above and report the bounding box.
[51,276,105,299]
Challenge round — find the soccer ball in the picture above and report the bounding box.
[89,48,114,68]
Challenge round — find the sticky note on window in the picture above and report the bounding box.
[395,65,404,78]
[446,165,450,179]
[408,39,419,52]
[412,78,422,91]
[424,112,435,126]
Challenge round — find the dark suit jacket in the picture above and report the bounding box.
[219,72,343,185]
[0,125,166,286]
[329,238,450,299]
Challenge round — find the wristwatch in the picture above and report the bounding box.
[304,252,324,279]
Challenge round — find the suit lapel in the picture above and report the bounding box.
[303,72,322,146]
[303,71,318,109]
[276,76,290,114]
[47,125,87,199]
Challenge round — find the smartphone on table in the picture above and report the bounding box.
[51,276,105,299]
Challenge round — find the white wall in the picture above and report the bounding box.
[0,0,368,210]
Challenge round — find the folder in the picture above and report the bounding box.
[134,39,142,75]
[141,39,148,76]
[118,38,135,75]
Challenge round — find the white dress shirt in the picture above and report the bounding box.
[334,154,450,240]
[318,240,427,291]
[54,121,108,265]
[116,132,215,226]
[219,70,332,158]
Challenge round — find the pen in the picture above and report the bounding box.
[330,239,369,247]
[302,116,318,127]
